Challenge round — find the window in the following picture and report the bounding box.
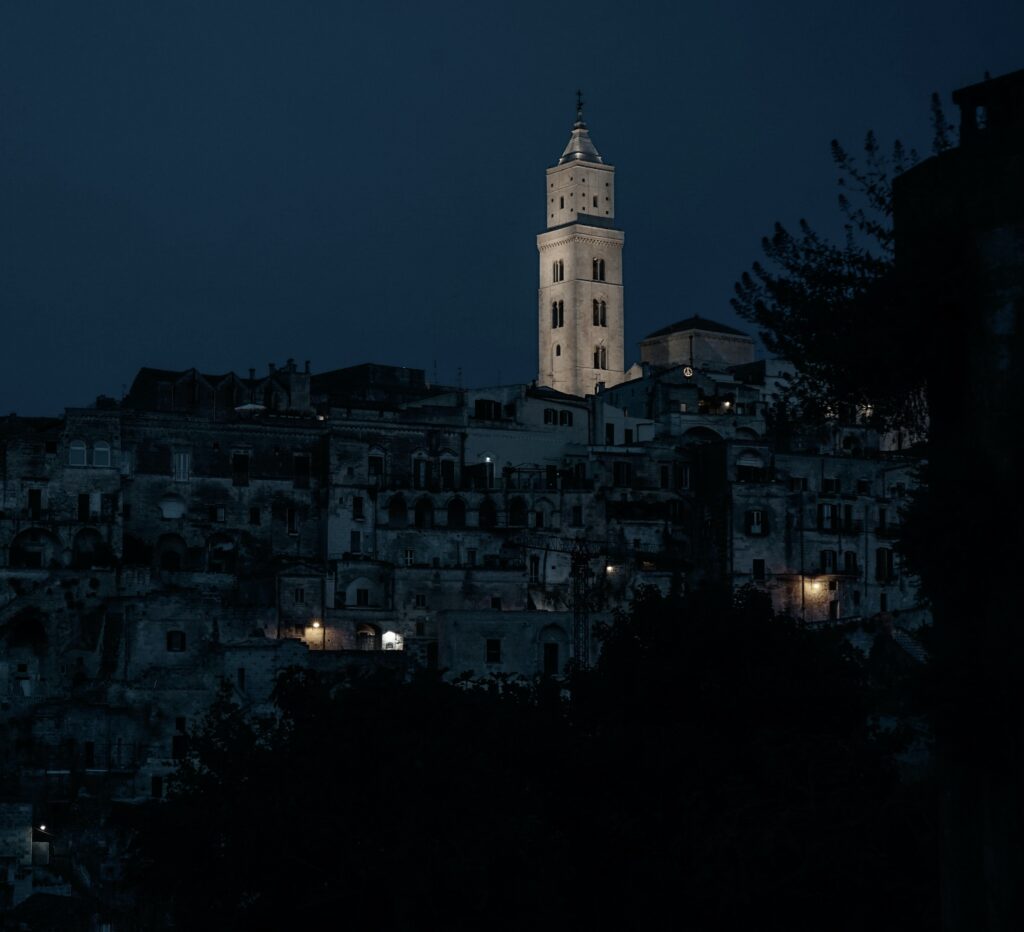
[822,477,840,494]
[529,554,540,581]
[479,498,497,528]
[856,479,871,495]
[559,410,573,426]
[876,547,895,582]
[414,498,434,529]
[592,195,598,208]
[593,346,607,369]
[818,503,836,531]
[352,496,364,519]
[745,509,766,536]
[544,408,556,425]
[678,464,692,490]
[447,498,466,528]
[413,457,431,490]
[209,505,226,523]
[467,548,477,567]
[789,476,808,492]
[414,593,427,609]
[592,299,607,326]
[660,465,670,489]
[613,462,633,487]
[293,587,305,604]
[232,453,249,487]
[559,196,564,208]
[93,441,111,467]
[486,638,502,663]
[440,459,456,490]
[404,548,415,566]
[820,549,837,573]
[350,530,362,554]
[605,423,615,444]
[26,488,42,519]
[624,428,634,445]
[287,506,299,535]
[592,258,605,281]
[571,505,583,527]
[69,440,87,466]
[173,452,191,482]
[249,506,261,526]
[843,551,858,573]
[555,344,561,357]
[534,509,544,529]
[166,630,187,652]
[368,455,384,479]
[356,588,369,607]
[543,642,560,675]
[293,454,311,489]
[752,559,766,581]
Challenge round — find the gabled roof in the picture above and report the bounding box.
[643,315,750,340]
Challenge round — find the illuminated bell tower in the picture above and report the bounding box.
[537,93,625,397]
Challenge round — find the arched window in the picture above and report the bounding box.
[69,440,86,467]
[414,498,434,529]
[508,497,528,527]
[388,494,408,528]
[555,345,561,357]
[544,408,555,425]
[447,498,466,528]
[599,301,607,326]
[593,299,600,325]
[551,302,558,329]
[594,346,607,369]
[529,554,540,582]
[479,498,497,529]
[593,258,605,281]
[558,259,564,280]
[552,261,558,283]
[92,441,111,467]
[557,301,564,327]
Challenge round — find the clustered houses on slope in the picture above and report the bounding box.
[0,105,927,818]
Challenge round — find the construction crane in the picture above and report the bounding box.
[509,532,617,669]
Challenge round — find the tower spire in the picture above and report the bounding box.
[576,88,585,125]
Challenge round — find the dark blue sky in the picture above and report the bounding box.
[2,1,1022,415]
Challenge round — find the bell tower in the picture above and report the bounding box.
[537,94,625,397]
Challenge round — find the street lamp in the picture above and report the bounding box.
[312,620,326,650]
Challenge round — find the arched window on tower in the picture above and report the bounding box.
[593,258,605,281]
[600,300,607,326]
[558,259,564,281]
[557,301,564,327]
[594,346,607,370]
[551,302,558,328]
[593,300,600,326]
[555,345,561,357]
[552,262,558,283]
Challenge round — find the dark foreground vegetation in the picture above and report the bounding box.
[123,586,936,930]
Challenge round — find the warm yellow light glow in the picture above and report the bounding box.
[39,825,46,831]
[312,621,321,629]
[723,400,731,408]
[605,565,614,574]
[810,581,822,592]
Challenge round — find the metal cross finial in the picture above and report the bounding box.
[576,88,585,122]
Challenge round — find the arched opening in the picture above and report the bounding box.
[447,498,466,528]
[345,577,377,608]
[382,630,404,651]
[479,498,497,529]
[539,624,569,675]
[356,623,381,651]
[72,528,111,569]
[414,498,434,529]
[388,494,408,528]
[508,497,528,527]
[682,426,724,444]
[156,534,187,572]
[207,533,237,573]
[159,494,186,520]
[555,344,561,357]
[9,528,62,569]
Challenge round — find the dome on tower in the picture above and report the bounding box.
[558,105,603,165]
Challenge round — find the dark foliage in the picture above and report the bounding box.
[730,100,956,434]
[126,587,936,930]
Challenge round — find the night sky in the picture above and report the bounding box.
[2,1,1022,416]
